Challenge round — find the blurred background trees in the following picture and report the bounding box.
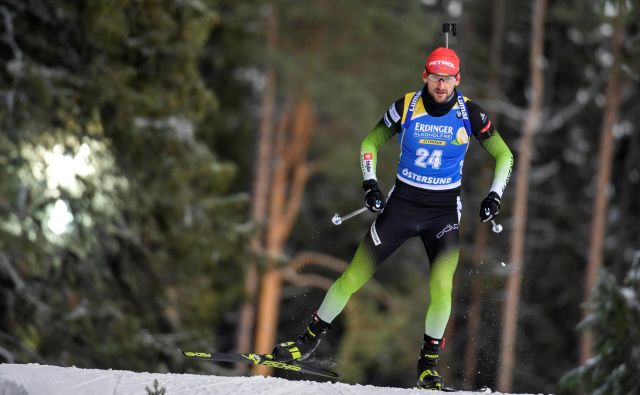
[560,254,640,395]
[0,0,253,371]
[0,0,638,393]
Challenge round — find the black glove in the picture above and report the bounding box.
[363,179,386,213]
[479,191,501,222]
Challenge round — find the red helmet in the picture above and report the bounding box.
[423,47,460,79]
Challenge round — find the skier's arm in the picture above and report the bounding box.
[360,121,395,181]
[478,132,514,196]
[466,101,514,197]
[361,99,403,181]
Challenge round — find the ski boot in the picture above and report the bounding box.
[417,334,445,390]
[270,313,331,362]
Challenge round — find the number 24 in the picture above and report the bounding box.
[415,148,442,169]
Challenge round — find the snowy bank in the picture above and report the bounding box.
[0,363,539,395]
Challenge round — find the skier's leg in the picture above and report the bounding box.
[272,196,415,362]
[421,198,461,338]
[271,233,386,362]
[317,196,416,323]
[424,247,460,338]
[416,202,461,389]
[415,247,459,390]
[316,233,378,322]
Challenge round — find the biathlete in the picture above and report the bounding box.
[270,46,514,390]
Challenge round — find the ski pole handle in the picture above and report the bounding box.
[442,22,457,48]
[332,207,368,226]
[491,220,503,233]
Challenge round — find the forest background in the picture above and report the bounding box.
[0,1,638,394]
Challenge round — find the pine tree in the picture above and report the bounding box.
[560,256,640,394]
[0,0,254,370]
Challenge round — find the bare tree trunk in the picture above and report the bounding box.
[463,0,507,388]
[253,97,315,375]
[579,2,625,364]
[235,4,277,363]
[497,0,547,392]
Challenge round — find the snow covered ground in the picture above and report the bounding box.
[0,363,543,395]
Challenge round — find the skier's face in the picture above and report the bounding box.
[424,73,460,103]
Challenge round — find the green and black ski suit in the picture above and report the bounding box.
[316,86,513,339]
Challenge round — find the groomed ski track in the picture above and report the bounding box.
[0,363,543,395]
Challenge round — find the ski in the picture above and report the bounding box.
[416,385,493,393]
[439,386,493,393]
[181,350,340,379]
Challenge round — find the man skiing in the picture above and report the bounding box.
[270,46,514,390]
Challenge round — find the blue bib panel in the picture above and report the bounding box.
[396,91,471,190]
